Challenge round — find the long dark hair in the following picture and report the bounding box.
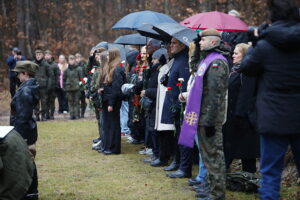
[268,0,300,22]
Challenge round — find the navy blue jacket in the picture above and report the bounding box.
[10,79,40,145]
[6,55,26,78]
[240,20,300,135]
[161,48,190,124]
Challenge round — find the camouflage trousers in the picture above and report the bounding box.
[34,88,48,117]
[66,90,80,118]
[47,90,56,117]
[80,91,87,117]
[197,125,226,200]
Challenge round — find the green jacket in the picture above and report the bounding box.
[190,44,230,126]
[46,59,60,90]
[63,64,82,92]
[0,129,34,200]
[34,59,54,90]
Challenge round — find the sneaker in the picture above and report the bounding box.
[127,136,134,143]
[145,148,153,155]
[92,140,102,150]
[139,148,147,155]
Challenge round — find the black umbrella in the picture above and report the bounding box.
[136,24,168,41]
[152,23,198,46]
[114,33,147,46]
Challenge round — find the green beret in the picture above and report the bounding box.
[200,28,221,38]
[12,61,39,76]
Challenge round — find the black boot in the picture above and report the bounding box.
[35,114,40,121]
[163,160,179,171]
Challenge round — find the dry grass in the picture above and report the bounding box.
[33,120,263,200]
[0,88,298,200]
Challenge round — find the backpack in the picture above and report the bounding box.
[226,171,260,193]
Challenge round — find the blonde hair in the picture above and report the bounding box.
[58,54,68,72]
[235,43,251,57]
[97,51,108,88]
[104,48,121,84]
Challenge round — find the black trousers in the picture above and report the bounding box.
[102,102,121,154]
[10,76,20,98]
[157,130,174,162]
[56,88,68,112]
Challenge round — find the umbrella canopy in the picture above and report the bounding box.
[108,43,130,61]
[112,10,177,30]
[180,11,248,32]
[136,24,167,41]
[114,33,147,45]
[152,23,198,46]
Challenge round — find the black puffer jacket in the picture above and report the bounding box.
[241,20,300,135]
[10,78,40,145]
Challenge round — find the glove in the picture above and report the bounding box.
[204,126,215,137]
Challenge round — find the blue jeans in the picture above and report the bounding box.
[260,134,300,200]
[120,101,130,135]
[195,133,207,182]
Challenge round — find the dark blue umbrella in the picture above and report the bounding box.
[152,23,198,46]
[136,24,168,41]
[112,10,177,30]
[114,33,147,45]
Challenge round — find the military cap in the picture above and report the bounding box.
[35,49,43,54]
[200,28,221,38]
[12,61,39,76]
[44,50,52,55]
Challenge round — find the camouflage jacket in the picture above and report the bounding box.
[63,65,82,92]
[189,45,230,126]
[46,59,60,90]
[34,59,54,89]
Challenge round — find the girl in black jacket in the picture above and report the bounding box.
[100,48,125,155]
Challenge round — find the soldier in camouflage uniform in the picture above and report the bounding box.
[33,49,54,121]
[63,55,83,120]
[86,48,106,146]
[188,29,230,200]
[45,50,60,120]
[75,53,87,118]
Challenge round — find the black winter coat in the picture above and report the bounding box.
[103,66,126,107]
[241,20,300,135]
[10,78,40,145]
[145,63,160,130]
[223,66,259,159]
[161,48,190,125]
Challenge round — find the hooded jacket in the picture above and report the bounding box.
[10,78,40,145]
[240,20,300,135]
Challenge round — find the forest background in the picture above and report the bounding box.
[0,0,300,87]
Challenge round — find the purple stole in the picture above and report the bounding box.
[178,52,226,148]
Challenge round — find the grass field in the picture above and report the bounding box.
[32,119,300,200]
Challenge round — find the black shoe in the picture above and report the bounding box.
[188,178,202,186]
[35,115,40,121]
[163,160,179,171]
[150,159,168,167]
[167,169,191,178]
[143,156,156,163]
[41,116,47,121]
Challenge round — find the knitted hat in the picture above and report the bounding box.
[152,48,167,60]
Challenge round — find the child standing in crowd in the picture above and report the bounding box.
[57,55,69,114]
[63,55,82,120]
[100,48,125,155]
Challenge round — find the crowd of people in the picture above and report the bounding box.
[2,0,300,200]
